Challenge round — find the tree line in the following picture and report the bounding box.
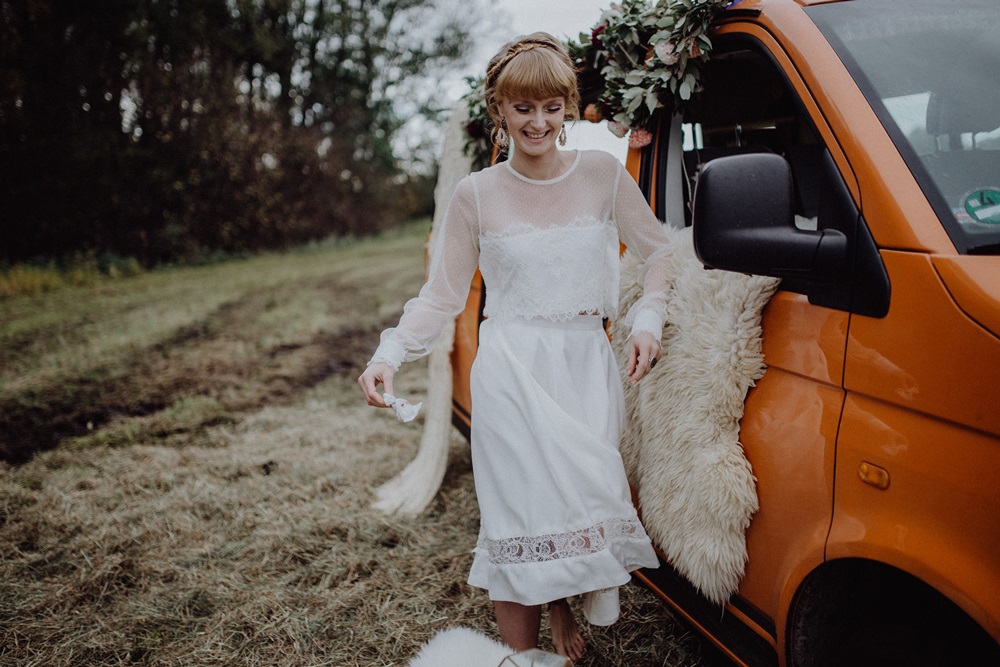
[0,0,482,265]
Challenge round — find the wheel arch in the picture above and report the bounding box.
[786,557,999,667]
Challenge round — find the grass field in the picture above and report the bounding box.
[0,222,708,666]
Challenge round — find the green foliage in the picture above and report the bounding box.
[0,0,481,264]
[460,76,493,172]
[585,0,731,131]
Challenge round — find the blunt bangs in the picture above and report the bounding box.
[495,49,579,116]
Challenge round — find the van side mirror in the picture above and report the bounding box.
[692,153,848,280]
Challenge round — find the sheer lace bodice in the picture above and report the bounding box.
[478,215,620,323]
[370,150,672,370]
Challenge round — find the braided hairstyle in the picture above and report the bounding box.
[485,32,581,150]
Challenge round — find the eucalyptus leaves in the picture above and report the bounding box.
[460,76,494,172]
[588,0,732,145]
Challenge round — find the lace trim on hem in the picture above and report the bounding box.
[477,517,649,566]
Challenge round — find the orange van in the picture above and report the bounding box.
[449,1,1000,664]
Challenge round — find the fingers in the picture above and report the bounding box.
[358,363,394,408]
[628,334,661,384]
[629,355,653,383]
[358,372,383,407]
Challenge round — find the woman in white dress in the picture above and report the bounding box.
[359,32,672,661]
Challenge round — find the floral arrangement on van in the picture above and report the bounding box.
[462,0,732,162]
[584,0,733,146]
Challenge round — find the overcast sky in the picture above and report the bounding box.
[483,0,608,54]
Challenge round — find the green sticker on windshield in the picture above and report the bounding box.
[964,188,1000,225]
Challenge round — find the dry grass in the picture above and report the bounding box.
[0,223,709,666]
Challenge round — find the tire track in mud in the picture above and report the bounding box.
[0,280,392,464]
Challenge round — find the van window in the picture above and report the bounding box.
[667,34,894,315]
[808,0,1000,255]
[675,39,833,233]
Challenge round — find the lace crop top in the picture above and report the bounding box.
[370,150,673,370]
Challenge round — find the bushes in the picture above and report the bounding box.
[0,254,144,298]
[0,0,473,266]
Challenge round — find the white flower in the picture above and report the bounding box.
[655,41,678,66]
[607,120,630,138]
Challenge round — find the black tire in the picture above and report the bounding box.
[791,561,999,667]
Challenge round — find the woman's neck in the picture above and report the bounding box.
[508,149,572,182]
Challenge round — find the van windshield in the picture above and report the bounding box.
[807,0,1000,254]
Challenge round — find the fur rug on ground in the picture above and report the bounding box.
[408,627,512,667]
[611,225,780,604]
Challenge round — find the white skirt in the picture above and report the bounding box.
[466,315,659,624]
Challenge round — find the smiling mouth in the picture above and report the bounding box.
[525,131,548,139]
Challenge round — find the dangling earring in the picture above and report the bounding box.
[496,120,509,151]
[558,124,567,147]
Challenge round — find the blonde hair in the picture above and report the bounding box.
[485,32,580,146]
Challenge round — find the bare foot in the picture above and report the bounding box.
[549,599,585,662]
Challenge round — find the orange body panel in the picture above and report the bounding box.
[756,291,848,387]
[846,251,1000,437]
[932,256,1000,339]
[734,294,848,650]
[830,394,1000,639]
[737,368,840,634]
[450,269,482,426]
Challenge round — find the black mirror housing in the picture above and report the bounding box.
[692,153,848,280]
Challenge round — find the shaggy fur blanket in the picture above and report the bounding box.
[610,225,780,604]
[408,628,511,667]
[408,627,568,667]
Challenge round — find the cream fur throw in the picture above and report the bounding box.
[408,628,511,667]
[372,102,471,516]
[611,225,780,604]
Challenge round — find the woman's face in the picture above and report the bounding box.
[499,96,566,157]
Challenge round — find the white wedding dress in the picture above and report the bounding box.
[370,150,672,624]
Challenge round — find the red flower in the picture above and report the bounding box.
[591,24,606,49]
[465,120,487,140]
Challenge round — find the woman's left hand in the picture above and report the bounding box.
[627,331,661,384]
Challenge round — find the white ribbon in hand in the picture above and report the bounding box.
[383,393,422,423]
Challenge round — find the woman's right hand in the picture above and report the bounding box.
[358,362,395,408]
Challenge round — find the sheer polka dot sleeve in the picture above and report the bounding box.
[612,162,673,339]
[369,176,480,370]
